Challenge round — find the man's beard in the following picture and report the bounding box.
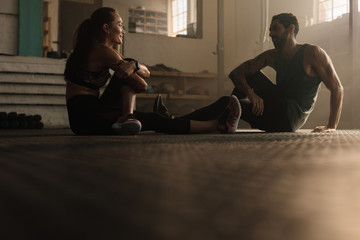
[272,31,288,49]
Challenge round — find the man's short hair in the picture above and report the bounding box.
[272,13,299,36]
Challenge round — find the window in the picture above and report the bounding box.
[170,0,201,38]
[171,0,187,35]
[128,0,202,38]
[316,0,360,23]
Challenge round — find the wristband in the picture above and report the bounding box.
[133,60,141,73]
[123,58,140,73]
[123,57,135,62]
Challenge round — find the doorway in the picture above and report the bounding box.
[59,0,101,55]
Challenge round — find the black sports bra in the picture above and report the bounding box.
[66,68,111,90]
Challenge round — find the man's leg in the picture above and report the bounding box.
[181,96,230,121]
[135,95,241,134]
[232,71,291,132]
[232,71,278,100]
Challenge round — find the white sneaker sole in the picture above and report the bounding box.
[112,121,142,135]
[226,95,241,133]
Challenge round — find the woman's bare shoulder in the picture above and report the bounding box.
[89,45,123,69]
[93,45,122,61]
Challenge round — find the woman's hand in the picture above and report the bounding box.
[113,60,137,79]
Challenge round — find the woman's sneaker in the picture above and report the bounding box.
[219,95,241,134]
[112,114,142,135]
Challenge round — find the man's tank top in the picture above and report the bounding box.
[274,44,322,131]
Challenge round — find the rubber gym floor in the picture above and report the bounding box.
[0,128,360,240]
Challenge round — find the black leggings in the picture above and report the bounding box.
[183,71,292,132]
[66,95,190,135]
[134,111,190,134]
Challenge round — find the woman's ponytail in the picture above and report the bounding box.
[65,7,116,77]
[73,18,94,52]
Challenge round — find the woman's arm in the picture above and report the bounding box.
[111,62,148,93]
[135,63,150,78]
[122,58,150,78]
[90,45,148,92]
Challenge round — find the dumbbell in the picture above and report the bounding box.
[34,114,42,122]
[27,120,37,129]
[26,115,44,129]
[0,120,9,129]
[15,113,27,129]
[36,122,44,129]
[26,115,34,122]
[17,113,26,121]
[0,112,7,121]
[0,112,44,129]
[8,112,17,121]
[0,112,9,129]
[9,120,20,129]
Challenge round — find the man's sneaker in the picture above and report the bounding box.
[219,95,241,134]
[153,94,174,119]
[112,114,142,135]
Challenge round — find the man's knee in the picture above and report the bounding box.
[231,87,246,100]
[217,96,230,105]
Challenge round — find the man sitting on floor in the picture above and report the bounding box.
[228,13,344,132]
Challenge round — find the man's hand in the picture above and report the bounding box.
[247,89,264,116]
[312,126,336,133]
[307,45,343,134]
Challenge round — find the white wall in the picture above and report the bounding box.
[0,0,18,13]
[47,0,59,51]
[221,1,268,93]
[103,0,218,73]
[0,0,18,55]
[224,0,262,73]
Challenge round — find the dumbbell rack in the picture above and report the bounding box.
[0,55,68,128]
[0,112,44,129]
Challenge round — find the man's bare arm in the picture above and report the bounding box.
[228,49,276,116]
[310,46,344,132]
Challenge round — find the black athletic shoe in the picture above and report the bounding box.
[153,94,174,119]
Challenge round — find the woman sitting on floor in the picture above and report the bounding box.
[64,7,240,135]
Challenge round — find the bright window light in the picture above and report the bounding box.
[318,0,360,23]
[171,0,187,36]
